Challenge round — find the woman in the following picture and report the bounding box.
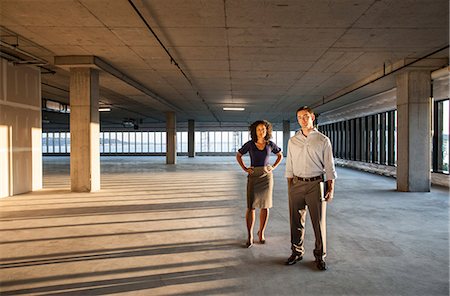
[236,120,283,248]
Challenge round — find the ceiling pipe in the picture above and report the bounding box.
[127,0,220,122]
[127,0,191,86]
[0,40,48,65]
[0,40,55,74]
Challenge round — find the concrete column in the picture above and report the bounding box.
[283,120,290,156]
[70,68,100,192]
[166,111,176,164]
[188,119,195,157]
[396,71,431,192]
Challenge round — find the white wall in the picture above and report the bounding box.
[0,58,42,197]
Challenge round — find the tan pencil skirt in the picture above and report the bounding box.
[247,166,273,209]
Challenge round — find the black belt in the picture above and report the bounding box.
[294,175,323,182]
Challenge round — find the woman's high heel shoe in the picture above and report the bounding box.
[257,231,266,244]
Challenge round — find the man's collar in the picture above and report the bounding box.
[299,127,317,137]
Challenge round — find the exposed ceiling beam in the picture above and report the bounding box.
[54,55,183,113]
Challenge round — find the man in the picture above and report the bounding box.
[285,106,337,271]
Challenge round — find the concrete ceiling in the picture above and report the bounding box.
[0,0,448,129]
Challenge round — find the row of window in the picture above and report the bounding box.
[42,99,449,174]
[42,131,287,154]
[319,99,449,174]
[319,110,397,166]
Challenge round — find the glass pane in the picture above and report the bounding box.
[123,132,129,153]
[149,132,155,152]
[161,132,166,152]
[110,132,116,153]
[441,100,449,173]
[116,132,123,153]
[136,132,142,153]
[129,132,136,153]
[228,131,234,152]
[176,131,182,152]
[66,132,70,153]
[202,132,208,152]
[54,132,60,153]
[60,132,65,153]
[234,131,242,151]
[242,131,249,143]
[394,111,397,165]
[195,131,201,152]
[181,132,188,152]
[385,113,389,160]
[142,132,149,153]
[42,132,47,153]
[208,131,214,152]
[99,132,104,153]
[104,132,110,153]
[275,131,283,149]
[47,133,54,153]
[155,132,161,152]
[222,132,229,152]
[215,131,221,152]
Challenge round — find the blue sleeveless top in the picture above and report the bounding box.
[238,140,281,167]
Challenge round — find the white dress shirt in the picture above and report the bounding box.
[285,128,337,180]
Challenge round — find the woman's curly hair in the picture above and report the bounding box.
[249,120,273,143]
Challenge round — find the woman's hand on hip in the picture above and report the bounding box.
[264,165,273,173]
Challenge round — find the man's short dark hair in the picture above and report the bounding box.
[296,106,314,115]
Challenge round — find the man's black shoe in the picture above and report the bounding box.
[316,260,327,271]
[286,254,303,265]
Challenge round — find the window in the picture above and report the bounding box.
[214,131,221,152]
[135,132,142,153]
[123,132,129,153]
[42,133,47,153]
[149,132,155,152]
[60,132,66,153]
[176,131,188,153]
[433,99,449,174]
[54,132,60,153]
[110,132,116,153]
[116,132,123,153]
[42,129,293,155]
[319,110,397,166]
[142,132,149,153]
[129,132,135,153]
[104,132,110,153]
[47,132,54,153]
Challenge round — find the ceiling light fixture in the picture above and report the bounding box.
[223,107,245,111]
[99,107,111,112]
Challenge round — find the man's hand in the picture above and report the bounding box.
[287,178,293,189]
[324,189,334,202]
[324,180,335,202]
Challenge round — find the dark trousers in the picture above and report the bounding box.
[288,179,327,260]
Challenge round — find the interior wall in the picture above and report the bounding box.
[0,58,42,197]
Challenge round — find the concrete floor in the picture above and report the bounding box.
[0,156,449,296]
